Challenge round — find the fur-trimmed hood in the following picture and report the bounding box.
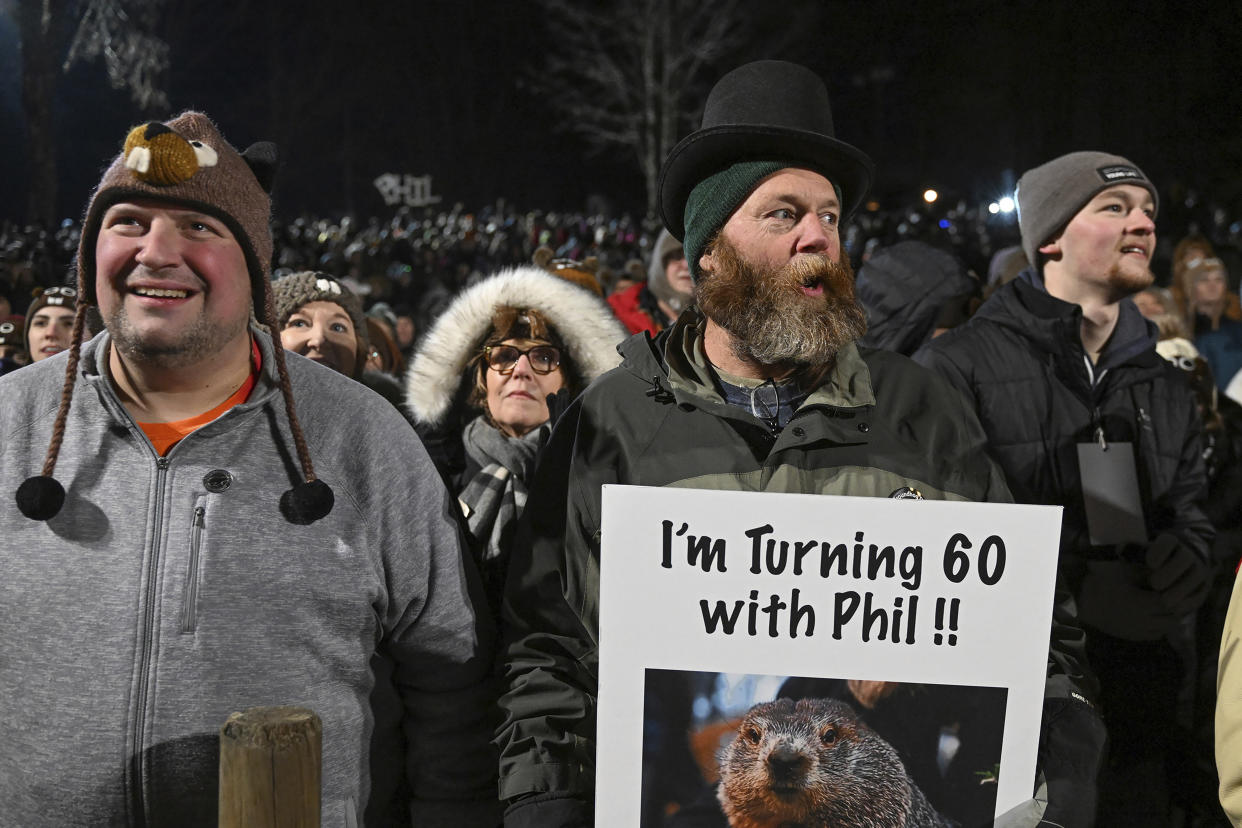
[405,265,628,426]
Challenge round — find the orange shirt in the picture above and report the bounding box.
[139,339,262,456]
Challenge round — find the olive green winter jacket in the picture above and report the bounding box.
[496,309,1093,812]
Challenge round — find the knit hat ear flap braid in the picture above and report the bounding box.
[260,278,334,524]
[16,262,333,524]
[15,300,91,519]
[16,112,332,524]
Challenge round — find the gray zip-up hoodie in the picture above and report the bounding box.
[0,330,501,827]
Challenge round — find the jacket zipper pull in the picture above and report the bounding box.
[645,376,673,404]
[1089,405,1109,451]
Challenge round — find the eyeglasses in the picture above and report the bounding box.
[745,380,782,432]
[484,344,561,375]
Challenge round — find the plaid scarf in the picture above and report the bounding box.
[458,415,543,564]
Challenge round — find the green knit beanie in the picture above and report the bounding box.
[684,161,784,280]
[683,160,843,279]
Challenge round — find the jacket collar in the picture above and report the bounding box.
[982,268,1160,371]
[80,325,284,418]
[622,306,875,413]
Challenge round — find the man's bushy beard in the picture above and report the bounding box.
[694,235,867,367]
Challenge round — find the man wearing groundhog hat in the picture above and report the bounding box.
[0,112,501,825]
[498,61,1095,827]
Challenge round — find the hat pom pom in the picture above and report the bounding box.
[280,479,334,524]
[16,475,66,521]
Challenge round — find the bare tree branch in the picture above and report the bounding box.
[10,0,170,223]
[531,0,752,218]
[64,0,169,111]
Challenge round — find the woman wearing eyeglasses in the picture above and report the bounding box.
[405,265,627,609]
[478,334,569,438]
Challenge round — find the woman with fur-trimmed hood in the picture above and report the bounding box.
[405,265,627,608]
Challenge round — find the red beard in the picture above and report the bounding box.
[694,235,867,367]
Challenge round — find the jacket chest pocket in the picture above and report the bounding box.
[181,497,207,634]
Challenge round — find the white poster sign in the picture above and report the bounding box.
[596,485,1062,826]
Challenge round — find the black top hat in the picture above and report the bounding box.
[658,60,875,240]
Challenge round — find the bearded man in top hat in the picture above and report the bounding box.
[0,112,501,826]
[498,60,1097,827]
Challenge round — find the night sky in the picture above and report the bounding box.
[3,0,1240,225]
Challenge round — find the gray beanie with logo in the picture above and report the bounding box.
[1016,151,1158,269]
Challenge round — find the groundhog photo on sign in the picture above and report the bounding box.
[717,697,954,828]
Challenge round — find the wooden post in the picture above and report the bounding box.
[218,706,321,828]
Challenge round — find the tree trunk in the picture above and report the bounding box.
[640,0,659,220]
[19,0,59,227]
[655,1,676,223]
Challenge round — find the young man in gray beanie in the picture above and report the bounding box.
[0,113,501,826]
[498,61,1093,828]
[917,152,1212,826]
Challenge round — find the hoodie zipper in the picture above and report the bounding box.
[129,454,169,824]
[181,502,206,633]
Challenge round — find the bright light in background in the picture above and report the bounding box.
[938,219,951,229]
[998,196,1015,213]
[988,203,1000,214]
[923,189,938,204]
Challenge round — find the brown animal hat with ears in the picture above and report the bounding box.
[16,111,334,525]
[271,270,371,379]
[531,246,604,296]
[23,285,79,352]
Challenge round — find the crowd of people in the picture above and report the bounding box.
[3,59,1242,828]
[4,178,1240,357]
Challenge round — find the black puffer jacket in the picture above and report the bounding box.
[915,270,1213,587]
